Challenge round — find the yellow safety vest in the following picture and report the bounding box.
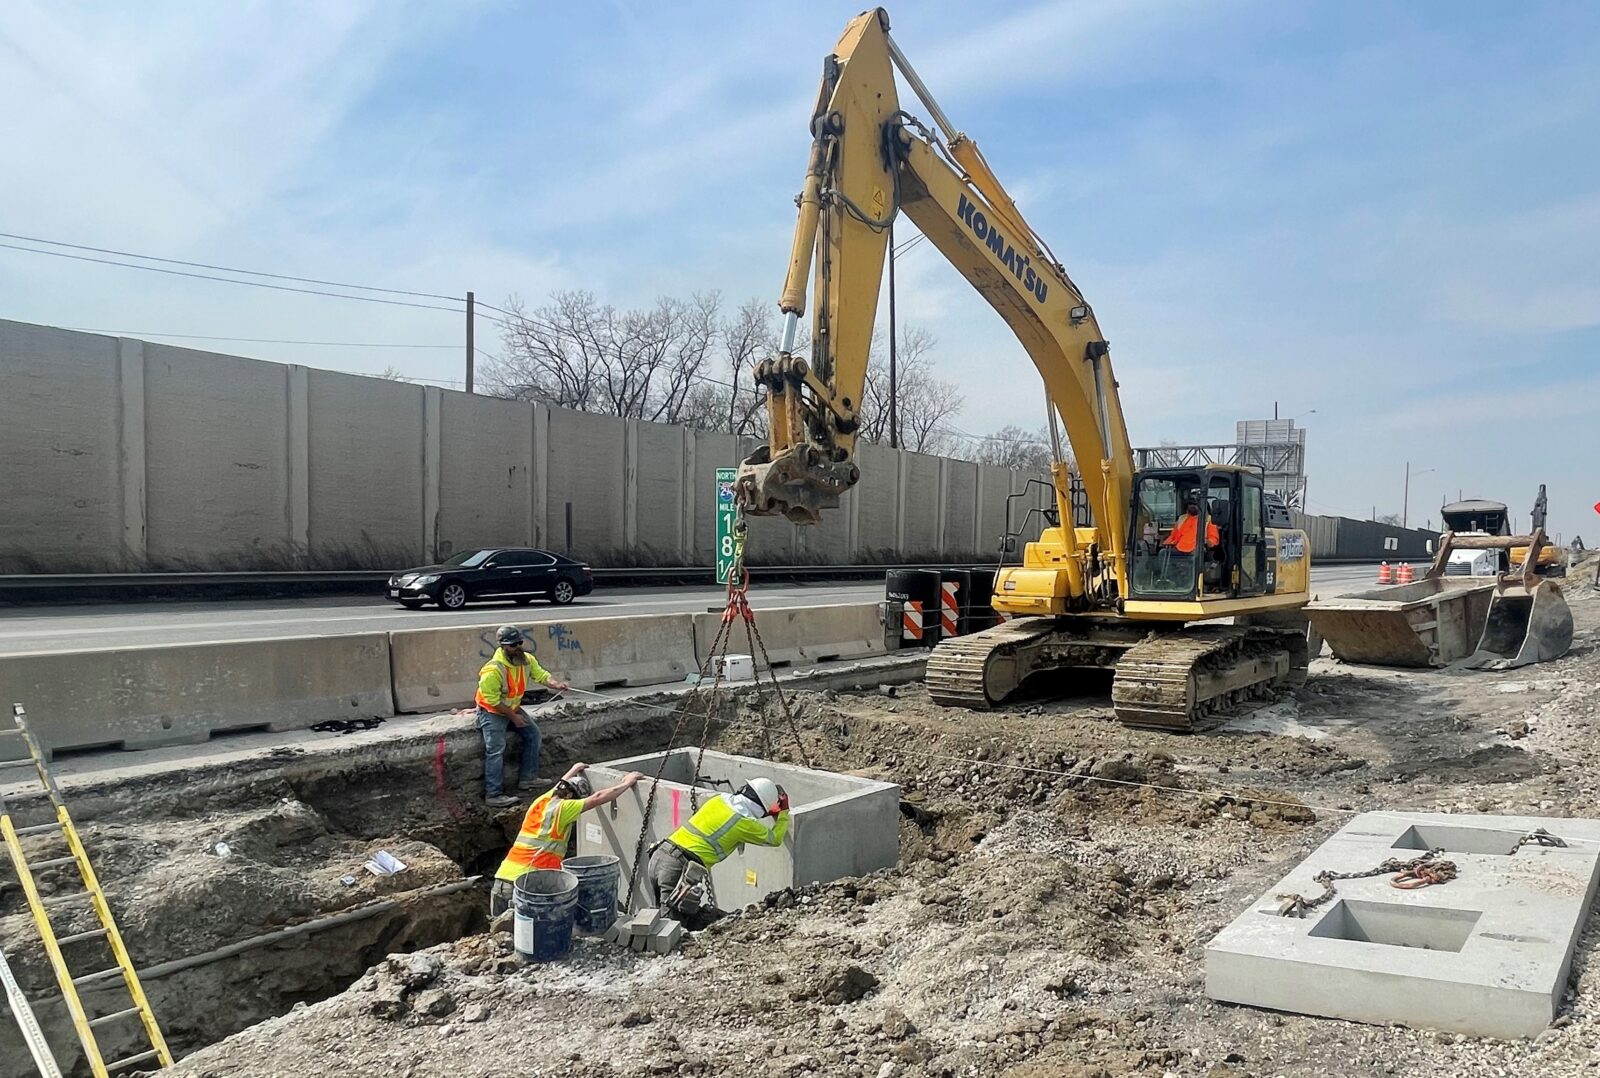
[667,795,788,867]
[476,649,530,710]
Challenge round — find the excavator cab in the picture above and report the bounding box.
[1128,466,1268,601]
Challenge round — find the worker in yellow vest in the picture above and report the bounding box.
[477,625,570,808]
[645,777,790,927]
[489,761,642,916]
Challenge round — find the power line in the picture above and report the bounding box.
[61,329,461,349]
[0,241,463,312]
[0,230,461,302]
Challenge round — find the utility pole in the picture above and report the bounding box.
[887,224,899,449]
[1273,400,1278,420]
[465,291,475,394]
[1402,460,1409,529]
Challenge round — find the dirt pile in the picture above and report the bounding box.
[7,598,1600,1077]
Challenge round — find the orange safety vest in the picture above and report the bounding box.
[1164,515,1219,554]
[475,652,529,711]
[495,792,573,881]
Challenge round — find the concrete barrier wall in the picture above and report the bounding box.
[691,602,887,668]
[307,369,426,562]
[143,342,292,566]
[0,635,394,755]
[1,317,1413,572]
[0,322,123,567]
[388,612,700,712]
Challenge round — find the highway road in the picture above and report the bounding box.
[0,564,1386,655]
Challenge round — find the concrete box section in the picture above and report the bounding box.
[1206,811,1600,1037]
[388,613,699,712]
[0,635,394,754]
[691,603,887,668]
[578,748,900,911]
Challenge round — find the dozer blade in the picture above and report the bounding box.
[1476,579,1573,668]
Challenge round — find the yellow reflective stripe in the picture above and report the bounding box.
[684,801,744,858]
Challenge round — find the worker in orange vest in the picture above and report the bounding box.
[489,761,642,917]
[1163,500,1220,554]
[477,625,570,809]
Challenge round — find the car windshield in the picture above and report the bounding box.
[442,549,494,568]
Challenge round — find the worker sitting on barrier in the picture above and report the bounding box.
[646,777,790,929]
[489,762,642,917]
[477,625,570,809]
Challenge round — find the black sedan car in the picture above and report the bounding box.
[388,548,594,610]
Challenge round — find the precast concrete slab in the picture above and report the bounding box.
[1206,811,1600,1037]
[578,748,900,912]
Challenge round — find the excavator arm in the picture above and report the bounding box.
[736,8,1134,600]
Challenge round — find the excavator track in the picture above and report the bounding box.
[925,618,1309,732]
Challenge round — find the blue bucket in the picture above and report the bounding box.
[563,854,622,936]
[513,869,579,963]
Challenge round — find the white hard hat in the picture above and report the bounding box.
[739,777,782,815]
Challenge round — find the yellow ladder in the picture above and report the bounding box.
[0,703,172,1076]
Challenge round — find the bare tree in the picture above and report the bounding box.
[720,298,774,436]
[377,365,411,382]
[1376,512,1403,525]
[857,325,961,452]
[962,425,1058,471]
[488,290,720,424]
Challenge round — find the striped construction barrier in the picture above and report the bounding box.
[939,581,960,638]
[901,600,924,644]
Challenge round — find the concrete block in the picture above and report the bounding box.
[627,908,662,937]
[691,603,887,670]
[579,749,900,913]
[1206,811,1600,1037]
[0,635,395,754]
[629,933,649,953]
[648,918,684,955]
[388,613,697,712]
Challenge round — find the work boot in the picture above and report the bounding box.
[485,794,518,809]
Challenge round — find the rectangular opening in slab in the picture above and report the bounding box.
[1392,824,1524,856]
[1308,899,1481,952]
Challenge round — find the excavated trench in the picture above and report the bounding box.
[0,698,685,1078]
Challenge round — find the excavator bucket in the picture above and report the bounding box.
[1475,579,1573,668]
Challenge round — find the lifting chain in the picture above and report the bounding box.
[1275,848,1457,918]
[1275,827,1567,918]
[622,507,813,908]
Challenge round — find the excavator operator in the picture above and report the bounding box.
[1163,500,1220,555]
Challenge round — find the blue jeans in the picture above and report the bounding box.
[476,707,540,798]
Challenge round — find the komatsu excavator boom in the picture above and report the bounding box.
[736,8,1315,730]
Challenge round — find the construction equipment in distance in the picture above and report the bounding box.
[1309,484,1573,670]
[0,704,173,1076]
[734,8,1313,731]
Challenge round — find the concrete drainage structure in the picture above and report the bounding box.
[1206,811,1600,1037]
[578,749,900,911]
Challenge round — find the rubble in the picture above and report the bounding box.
[3,596,1598,1077]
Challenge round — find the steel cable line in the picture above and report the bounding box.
[0,241,463,312]
[0,230,461,302]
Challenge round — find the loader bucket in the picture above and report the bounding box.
[1476,580,1573,668]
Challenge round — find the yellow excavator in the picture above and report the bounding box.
[735,8,1315,731]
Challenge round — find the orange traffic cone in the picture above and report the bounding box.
[1376,561,1394,585]
[1396,563,1415,584]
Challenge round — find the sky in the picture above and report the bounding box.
[3,1,1598,540]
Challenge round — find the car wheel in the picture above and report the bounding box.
[439,582,468,610]
[550,579,576,605]
[399,600,424,610]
